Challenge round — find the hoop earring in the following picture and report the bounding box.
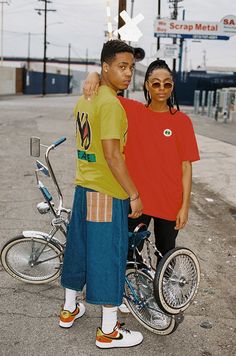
[147,91,151,102]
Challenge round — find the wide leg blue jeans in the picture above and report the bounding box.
[61,186,129,306]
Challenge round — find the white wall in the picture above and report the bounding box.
[0,67,16,95]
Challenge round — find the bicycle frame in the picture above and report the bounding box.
[128,225,163,272]
[32,136,71,219]
[22,137,72,263]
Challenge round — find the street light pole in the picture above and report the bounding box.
[35,0,56,96]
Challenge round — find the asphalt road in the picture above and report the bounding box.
[0,94,235,356]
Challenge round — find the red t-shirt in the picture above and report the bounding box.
[119,97,200,221]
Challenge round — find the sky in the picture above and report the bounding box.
[2,0,236,70]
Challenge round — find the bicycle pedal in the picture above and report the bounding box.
[175,312,184,324]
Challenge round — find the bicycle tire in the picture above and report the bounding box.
[153,247,200,315]
[1,235,63,284]
[124,268,176,335]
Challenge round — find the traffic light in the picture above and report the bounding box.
[133,47,145,62]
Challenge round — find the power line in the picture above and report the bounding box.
[49,41,67,48]
[4,30,43,36]
[7,1,36,14]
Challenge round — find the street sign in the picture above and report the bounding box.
[154,15,236,41]
[156,44,178,58]
[114,10,144,42]
[154,33,229,40]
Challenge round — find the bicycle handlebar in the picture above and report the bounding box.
[52,137,66,148]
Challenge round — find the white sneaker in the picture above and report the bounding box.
[59,302,85,328]
[96,321,143,349]
[118,303,130,313]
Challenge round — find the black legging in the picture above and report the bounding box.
[128,213,179,262]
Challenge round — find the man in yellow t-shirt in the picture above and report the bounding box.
[74,85,128,199]
[60,40,143,349]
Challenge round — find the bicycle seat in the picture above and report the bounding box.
[128,223,151,250]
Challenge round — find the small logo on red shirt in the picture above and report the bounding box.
[163,129,172,137]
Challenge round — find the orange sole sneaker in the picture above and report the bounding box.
[59,302,85,328]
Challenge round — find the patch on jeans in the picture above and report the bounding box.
[86,192,113,222]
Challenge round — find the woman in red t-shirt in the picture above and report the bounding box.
[84,59,199,264]
[120,59,199,263]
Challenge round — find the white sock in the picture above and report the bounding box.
[64,288,77,312]
[102,306,118,334]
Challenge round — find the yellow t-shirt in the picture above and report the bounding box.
[74,85,128,199]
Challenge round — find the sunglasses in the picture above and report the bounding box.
[148,81,173,89]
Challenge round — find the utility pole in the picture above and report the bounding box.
[130,0,134,18]
[35,0,56,96]
[183,44,188,81]
[85,48,88,74]
[170,0,178,72]
[178,8,185,79]
[27,32,31,70]
[169,0,183,72]
[202,49,206,68]
[130,0,135,91]
[117,0,127,97]
[157,0,161,51]
[0,0,10,66]
[67,43,71,94]
[118,0,126,36]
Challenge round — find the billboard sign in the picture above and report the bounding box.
[154,15,236,41]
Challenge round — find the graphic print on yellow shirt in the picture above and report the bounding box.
[74,85,128,199]
[76,111,91,151]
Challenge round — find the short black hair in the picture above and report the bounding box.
[100,39,134,64]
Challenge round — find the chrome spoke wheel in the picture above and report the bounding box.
[154,247,200,314]
[1,235,62,284]
[125,269,176,335]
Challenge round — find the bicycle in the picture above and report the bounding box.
[124,225,177,335]
[0,136,200,335]
[1,137,69,284]
[125,223,201,329]
[129,227,201,316]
